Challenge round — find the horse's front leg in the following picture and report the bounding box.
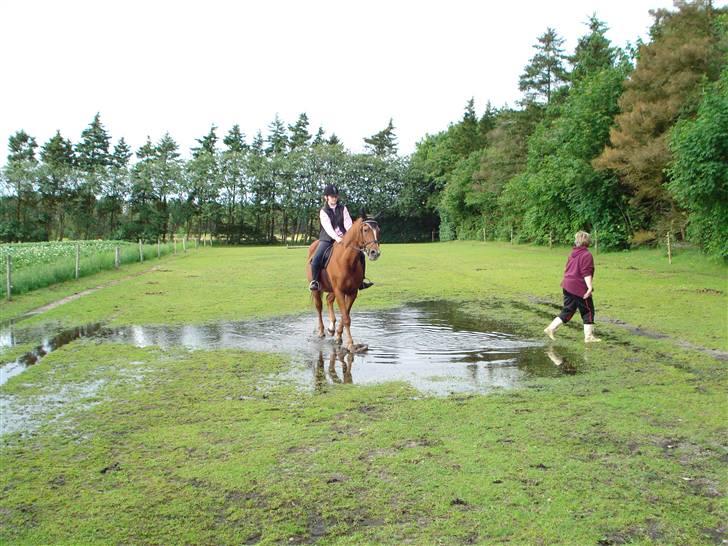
[314,290,325,338]
[344,292,367,353]
[326,292,337,337]
[335,290,363,353]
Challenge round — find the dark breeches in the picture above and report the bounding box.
[558,289,596,325]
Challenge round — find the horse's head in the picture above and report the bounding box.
[360,219,381,261]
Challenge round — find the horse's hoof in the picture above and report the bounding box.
[327,328,335,336]
[351,343,368,353]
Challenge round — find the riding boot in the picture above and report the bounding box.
[309,262,321,291]
[544,317,563,340]
[359,253,374,290]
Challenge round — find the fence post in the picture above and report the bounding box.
[6,255,11,301]
[157,238,161,258]
[183,236,187,253]
[510,226,514,245]
[667,232,672,264]
[174,238,177,254]
[594,229,599,255]
[139,239,143,262]
[549,231,553,249]
[115,246,120,269]
[75,243,80,279]
[195,237,198,249]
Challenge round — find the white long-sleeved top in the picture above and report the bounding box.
[320,204,353,242]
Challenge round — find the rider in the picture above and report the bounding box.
[309,184,374,291]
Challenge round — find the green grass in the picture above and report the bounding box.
[1,241,181,298]
[1,242,726,544]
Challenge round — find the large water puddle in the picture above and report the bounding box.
[1,302,579,396]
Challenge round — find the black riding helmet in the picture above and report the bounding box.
[323,184,339,196]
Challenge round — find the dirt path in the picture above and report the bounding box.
[5,266,160,325]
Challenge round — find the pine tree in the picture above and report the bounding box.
[266,114,289,156]
[40,131,75,239]
[519,28,569,105]
[75,113,111,172]
[570,15,617,83]
[364,119,398,157]
[288,113,311,150]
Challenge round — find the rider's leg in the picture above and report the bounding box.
[310,240,331,290]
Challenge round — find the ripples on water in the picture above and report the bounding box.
[1,302,578,395]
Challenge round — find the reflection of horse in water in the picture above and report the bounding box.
[306,217,381,353]
[315,350,354,389]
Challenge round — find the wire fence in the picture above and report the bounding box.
[2,238,204,301]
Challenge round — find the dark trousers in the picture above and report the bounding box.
[311,240,366,282]
[558,289,595,325]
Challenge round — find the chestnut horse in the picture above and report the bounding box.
[306,217,381,352]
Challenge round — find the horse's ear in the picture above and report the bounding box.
[359,208,367,221]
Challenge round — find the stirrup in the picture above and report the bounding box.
[359,279,374,290]
[309,280,320,291]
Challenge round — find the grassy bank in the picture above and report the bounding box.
[1,242,726,544]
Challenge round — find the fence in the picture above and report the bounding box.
[3,237,200,301]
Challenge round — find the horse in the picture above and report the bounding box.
[306,217,381,353]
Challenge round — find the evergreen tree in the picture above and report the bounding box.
[288,113,311,150]
[266,115,289,156]
[570,15,617,83]
[75,112,111,172]
[364,119,398,157]
[519,28,569,105]
[40,131,75,239]
[312,127,326,146]
[451,98,481,158]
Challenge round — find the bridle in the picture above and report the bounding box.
[355,220,380,254]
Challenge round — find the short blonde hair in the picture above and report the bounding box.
[574,231,591,247]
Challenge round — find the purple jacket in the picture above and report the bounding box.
[561,246,595,297]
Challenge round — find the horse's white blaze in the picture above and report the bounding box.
[328,320,335,332]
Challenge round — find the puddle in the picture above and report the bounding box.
[1,302,579,395]
[0,323,104,385]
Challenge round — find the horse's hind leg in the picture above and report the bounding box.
[326,293,337,337]
[314,291,325,338]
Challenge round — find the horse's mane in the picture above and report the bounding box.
[342,217,379,247]
[341,218,365,246]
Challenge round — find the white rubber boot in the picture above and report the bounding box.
[584,324,602,343]
[544,317,563,340]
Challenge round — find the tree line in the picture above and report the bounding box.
[2,1,726,257]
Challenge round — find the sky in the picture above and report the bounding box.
[0,0,680,160]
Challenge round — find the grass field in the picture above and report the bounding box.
[0,240,179,297]
[1,242,726,544]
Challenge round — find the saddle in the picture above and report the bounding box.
[308,241,336,269]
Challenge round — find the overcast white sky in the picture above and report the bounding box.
[0,0,679,159]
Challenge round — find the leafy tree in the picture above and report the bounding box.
[668,66,728,257]
[593,0,727,233]
[515,58,632,248]
[2,130,39,239]
[519,27,569,105]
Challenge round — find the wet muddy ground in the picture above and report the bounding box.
[1,302,579,397]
